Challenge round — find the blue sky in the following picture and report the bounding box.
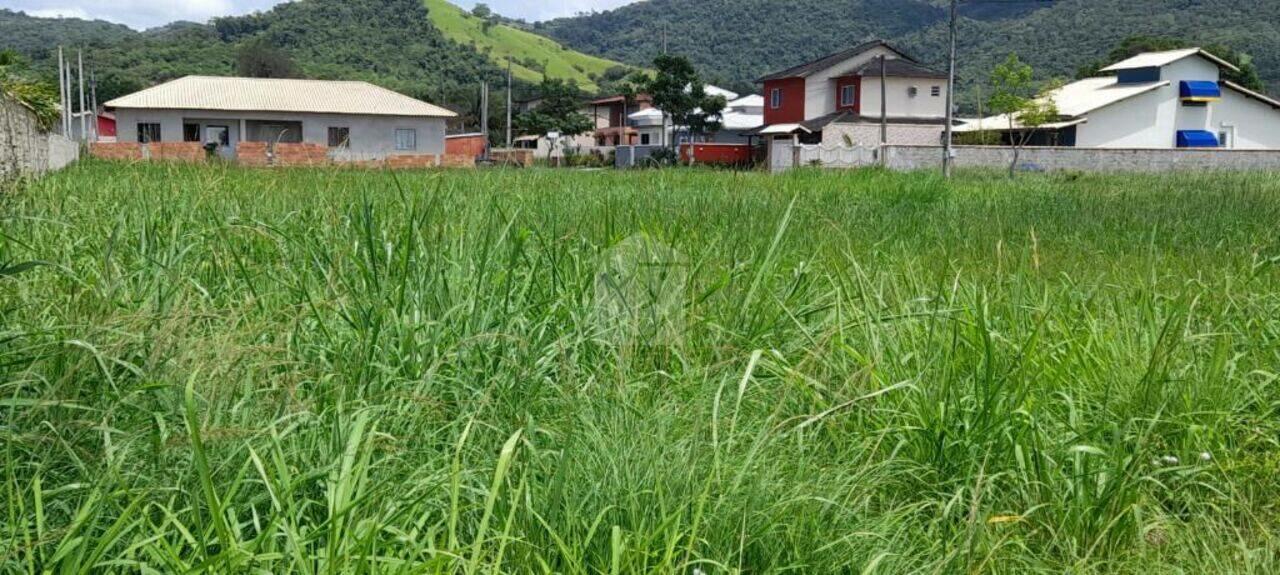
[0,0,638,29]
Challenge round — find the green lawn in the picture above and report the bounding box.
[3,162,1280,573]
[424,0,626,92]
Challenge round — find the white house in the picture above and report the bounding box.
[959,48,1280,149]
[626,86,764,146]
[755,40,951,156]
[106,76,455,160]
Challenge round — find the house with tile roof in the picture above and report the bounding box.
[754,40,951,157]
[105,76,456,160]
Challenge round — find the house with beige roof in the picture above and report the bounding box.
[105,76,456,161]
[958,48,1280,149]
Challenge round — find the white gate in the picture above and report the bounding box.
[771,141,880,172]
[797,144,878,169]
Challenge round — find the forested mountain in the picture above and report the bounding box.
[540,0,1280,101]
[0,0,618,112]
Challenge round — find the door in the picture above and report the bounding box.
[205,125,232,158]
[769,136,795,172]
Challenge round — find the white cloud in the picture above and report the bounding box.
[2,0,281,29]
[26,6,90,18]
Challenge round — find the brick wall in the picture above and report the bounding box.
[236,142,270,167]
[90,142,143,161]
[441,154,476,169]
[273,143,330,167]
[150,142,206,162]
[445,134,487,157]
[490,149,534,167]
[386,154,439,169]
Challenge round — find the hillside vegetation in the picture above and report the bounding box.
[424,0,626,92]
[541,0,1280,101]
[0,0,621,107]
[4,163,1280,572]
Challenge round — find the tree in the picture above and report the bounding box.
[236,37,300,79]
[471,4,492,19]
[514,78,593,160]
[645,54,698,149]
[641,54,726,150]
[988,53,1060,178]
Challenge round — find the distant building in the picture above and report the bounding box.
[105,76,455,160]
[958,48,1280,149]
[627,86,764,146]
[589,93,654,146]
[754,40,951,159]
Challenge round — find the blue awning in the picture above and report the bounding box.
[1177,130,1219,148]
[1180,81,1222,100]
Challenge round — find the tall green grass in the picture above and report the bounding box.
[2,161,1279,573]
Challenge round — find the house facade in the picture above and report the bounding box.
[106,76,455,160]
[756,40,950,154]
[959,48,1280,149]
[589,93,654,146]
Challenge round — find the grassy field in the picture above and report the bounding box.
[424,0,627,92]
[3,162,1280,573]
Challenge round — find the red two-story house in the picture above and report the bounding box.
[756,40,950,154]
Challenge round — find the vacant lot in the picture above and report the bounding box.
[3,162,1280,573]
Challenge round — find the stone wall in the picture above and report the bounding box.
[883,145,1280,173]
[1,91,79,180]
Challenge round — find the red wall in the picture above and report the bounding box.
[445,134,487,157]
[680,143,754,166]
[98,115,117,137]
[763,77,805,125]
[835,76,861,114]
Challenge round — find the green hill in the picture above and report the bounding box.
[423,0,627,92]
[540,0,1280,100]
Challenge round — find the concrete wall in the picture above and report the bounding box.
[860,76,947,120]
[1076,87,1178,148]
[1,91,79,180]
[883,144,1280,172]
[1215,89,1280,150]
[804,45,896,119]
[114,108,447,158]
[823,123,943,147]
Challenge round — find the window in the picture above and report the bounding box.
[183,123,200,142]
[640,133,651,146]
[840,85,856,107]
[137,123,162,143]
[931,86,942,97]
[328,127,351,148]
[395,128,417,151]
[770,88,782,109]
[907,86,919,98]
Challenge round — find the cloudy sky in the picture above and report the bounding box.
[0,0,638,29]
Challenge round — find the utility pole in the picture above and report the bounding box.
[78,49,87,142]
[64,61,74,137]
[943,0,958,178]
[90,71,99,143]
[57,47,68,136]
[879,55,888,155]
[662,22,668,55]
[480,81,490,160]
[505,59,513,150]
